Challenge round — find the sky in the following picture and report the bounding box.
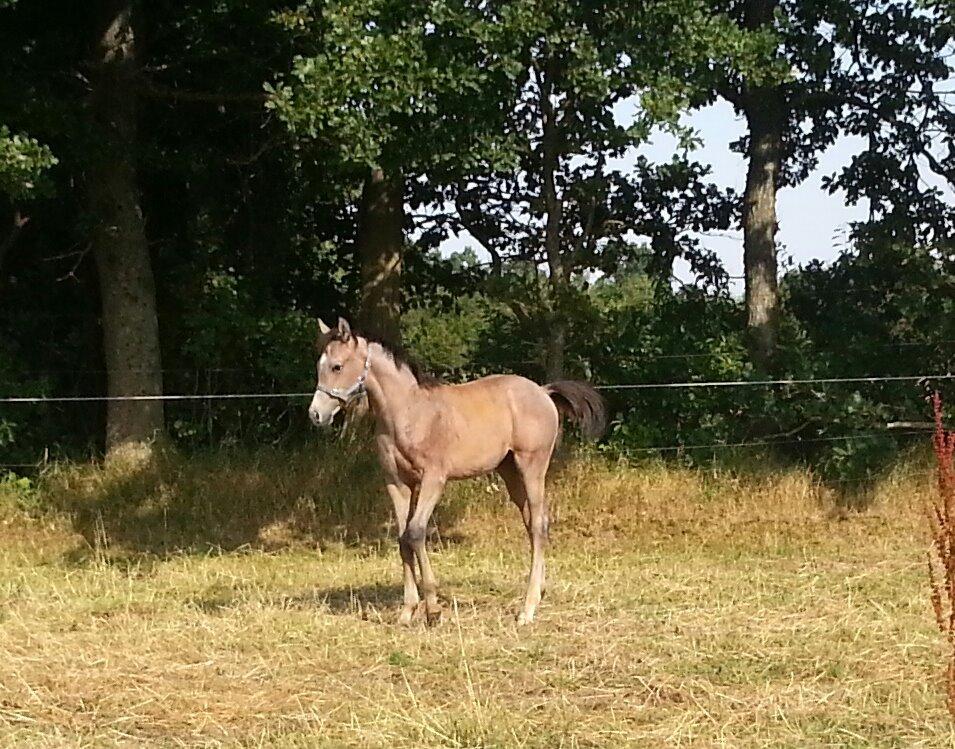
[437,99,872,295]
[641,101,870,289]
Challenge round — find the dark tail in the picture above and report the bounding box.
[544,380,607,440]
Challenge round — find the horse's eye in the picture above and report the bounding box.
[332,364,343,373]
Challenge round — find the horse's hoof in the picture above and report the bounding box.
[425,604,443,627]
[516,611,534,626]
[397,605,417,626]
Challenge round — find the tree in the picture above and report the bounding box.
[0,0,357,454]
[0,2,56,276]
[438,0,747,378]
[88,0,164,454]
[275,0,759,378]
[0,0,948,470]
[825,0,954,250]
[690,0,815,371]
[696,0,952,373]
[736,0,785,373]
[354,168,405,340]
[271,0,509,339]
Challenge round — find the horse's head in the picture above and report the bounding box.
[308,317,370,427]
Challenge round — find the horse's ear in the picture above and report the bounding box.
[318,318,331,335]
[337,317,352,341]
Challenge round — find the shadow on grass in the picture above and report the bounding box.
[176,581,407,618]
[825,478,881,512]
[38,432,465,561]
[282,582,406,614]
[35,431,923,565]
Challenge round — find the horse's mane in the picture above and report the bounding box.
[320,329,442,390]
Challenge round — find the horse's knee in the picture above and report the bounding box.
[400,523,427,548]
[530,509,549,541]
[397,533,415,556]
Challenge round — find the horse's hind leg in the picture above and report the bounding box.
[497,453,531,532]
[513,450,550,626]
[386,480,420,626]
[400,473,446,626]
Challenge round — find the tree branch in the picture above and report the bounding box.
[139,80,270,106]
[453,193,503,275]
[920,147,955,190]
[715,77,743,109]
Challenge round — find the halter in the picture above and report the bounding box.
[314,345,371,405]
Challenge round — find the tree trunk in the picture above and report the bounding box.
[540,65,566,381]
[88,0,164,455]
[544,320,566,382]
[355,167,404,342]
[742,101,782,372]
[741,0,783,373]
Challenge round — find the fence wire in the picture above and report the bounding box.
[1,370,950,474]
[1,372,952,403]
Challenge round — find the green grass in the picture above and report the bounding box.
[0,443,951,747]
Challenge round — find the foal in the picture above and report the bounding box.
[308,317,605,625]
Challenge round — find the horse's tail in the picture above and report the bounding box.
[543,380,607,440]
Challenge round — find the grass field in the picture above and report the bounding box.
[0,443,952,747]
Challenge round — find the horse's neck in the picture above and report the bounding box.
[363,343,421,433]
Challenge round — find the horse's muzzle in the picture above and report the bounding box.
[308,397,340,427]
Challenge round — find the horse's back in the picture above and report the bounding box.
[440,374,558,453]
[443,373,551,409]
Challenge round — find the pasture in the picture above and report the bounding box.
[0,444,950,747]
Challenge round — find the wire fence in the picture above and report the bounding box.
[0,392,313,403]
[1,370,950,474]
[595,374,955,391]
[609,430,926,455]
[1,372,952,403]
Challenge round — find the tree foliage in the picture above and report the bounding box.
[0,0,950,486]
[0,126,56,200]
[825,0,955,247]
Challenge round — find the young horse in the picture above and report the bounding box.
[308,317,606,625]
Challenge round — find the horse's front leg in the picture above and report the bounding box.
[401,473,446,626]
[385,480,419,625]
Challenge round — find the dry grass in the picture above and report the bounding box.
[0,441,952,747]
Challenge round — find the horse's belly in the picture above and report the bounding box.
[444,434,509,479]
[387,397,516,482]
